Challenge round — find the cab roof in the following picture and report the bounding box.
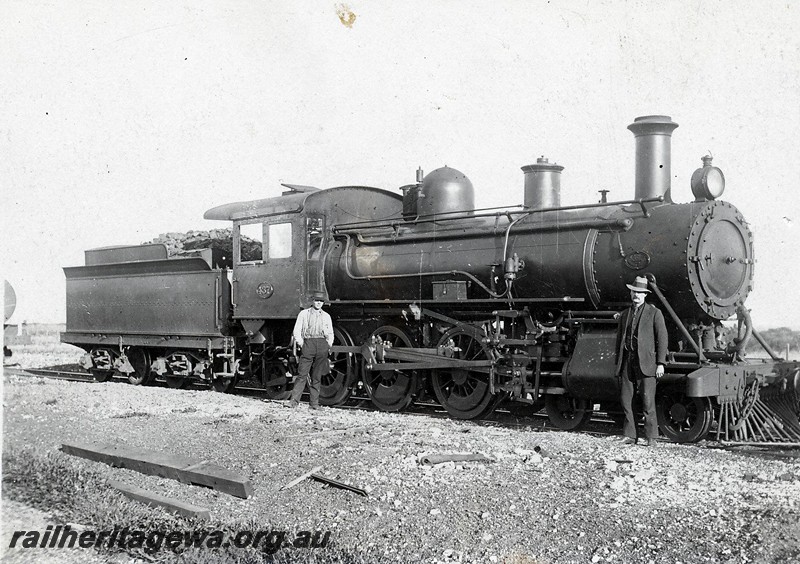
[204,184,401,222]
[203,184,316,221]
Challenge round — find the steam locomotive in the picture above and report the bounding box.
[62,115,800,443]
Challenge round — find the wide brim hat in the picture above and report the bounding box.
[626,276,651,293]
[310,292,327,302]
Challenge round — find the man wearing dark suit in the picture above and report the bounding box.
[619,276,668,446]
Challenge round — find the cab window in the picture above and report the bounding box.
[268,222,292,259]
[306,217,323,260]
[238,222,264,263]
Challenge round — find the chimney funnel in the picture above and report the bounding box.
[627,115,678,202]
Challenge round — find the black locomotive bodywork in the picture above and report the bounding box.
[63,245,235,387]
[62,115,800,443]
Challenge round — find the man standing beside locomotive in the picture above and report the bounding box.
[289,292,334,410]
[619,276,668,446]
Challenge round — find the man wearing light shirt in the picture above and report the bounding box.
[289,292,334,410]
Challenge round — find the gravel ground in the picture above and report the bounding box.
[2,344,800,563]
[1,499,131,564]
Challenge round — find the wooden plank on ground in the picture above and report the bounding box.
[281,465,324,490]
[310,473,368,497]
[61,441,253,499]
[109,480,211,519]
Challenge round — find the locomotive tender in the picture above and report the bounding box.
[63,115,800,443]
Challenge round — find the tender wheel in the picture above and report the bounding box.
[362,326,419,412]
[431,328,496,420]
[656,386,713,443]
[89,369,114,383]
[211,376,237,393]
[87,348,116,382]
[320,327,358,406]
[161,351,198,389]
[165,376,188,389]
[126,348,153,386]
[262,362,292,400]
[545,394,592,430]
[209,351,238,393]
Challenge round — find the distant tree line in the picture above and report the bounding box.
[745,327,800,355]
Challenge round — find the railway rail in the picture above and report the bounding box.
[4,366,95,383]
[3,364,620,433]
[7,365,799,460]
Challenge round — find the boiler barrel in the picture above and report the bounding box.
[325,200,753,321]
[325,208,612,304]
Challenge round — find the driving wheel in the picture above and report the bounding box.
[320,326,358,406]
[361,326,419,412]
[431,327,497,420]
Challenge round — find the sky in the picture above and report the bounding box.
[3,0,799,330]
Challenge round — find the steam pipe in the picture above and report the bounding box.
[340,233,510,298]
[350,217,634,246]
[731,305,754,359]
[646,274,706,362]
[332,196,664,233]
[751,328,783,361]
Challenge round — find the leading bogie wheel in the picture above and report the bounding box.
[361,325,419,412]
[601,402,626,428]
[545,394,593,430]
[505,398,546,418]
[431,327,497,420]
[656,385,713,443]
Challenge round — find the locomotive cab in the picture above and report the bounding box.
[204,184,404,342]
[226,212,329,339]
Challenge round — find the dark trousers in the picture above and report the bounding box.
[290,338,330,407]
[621,352,659,440]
